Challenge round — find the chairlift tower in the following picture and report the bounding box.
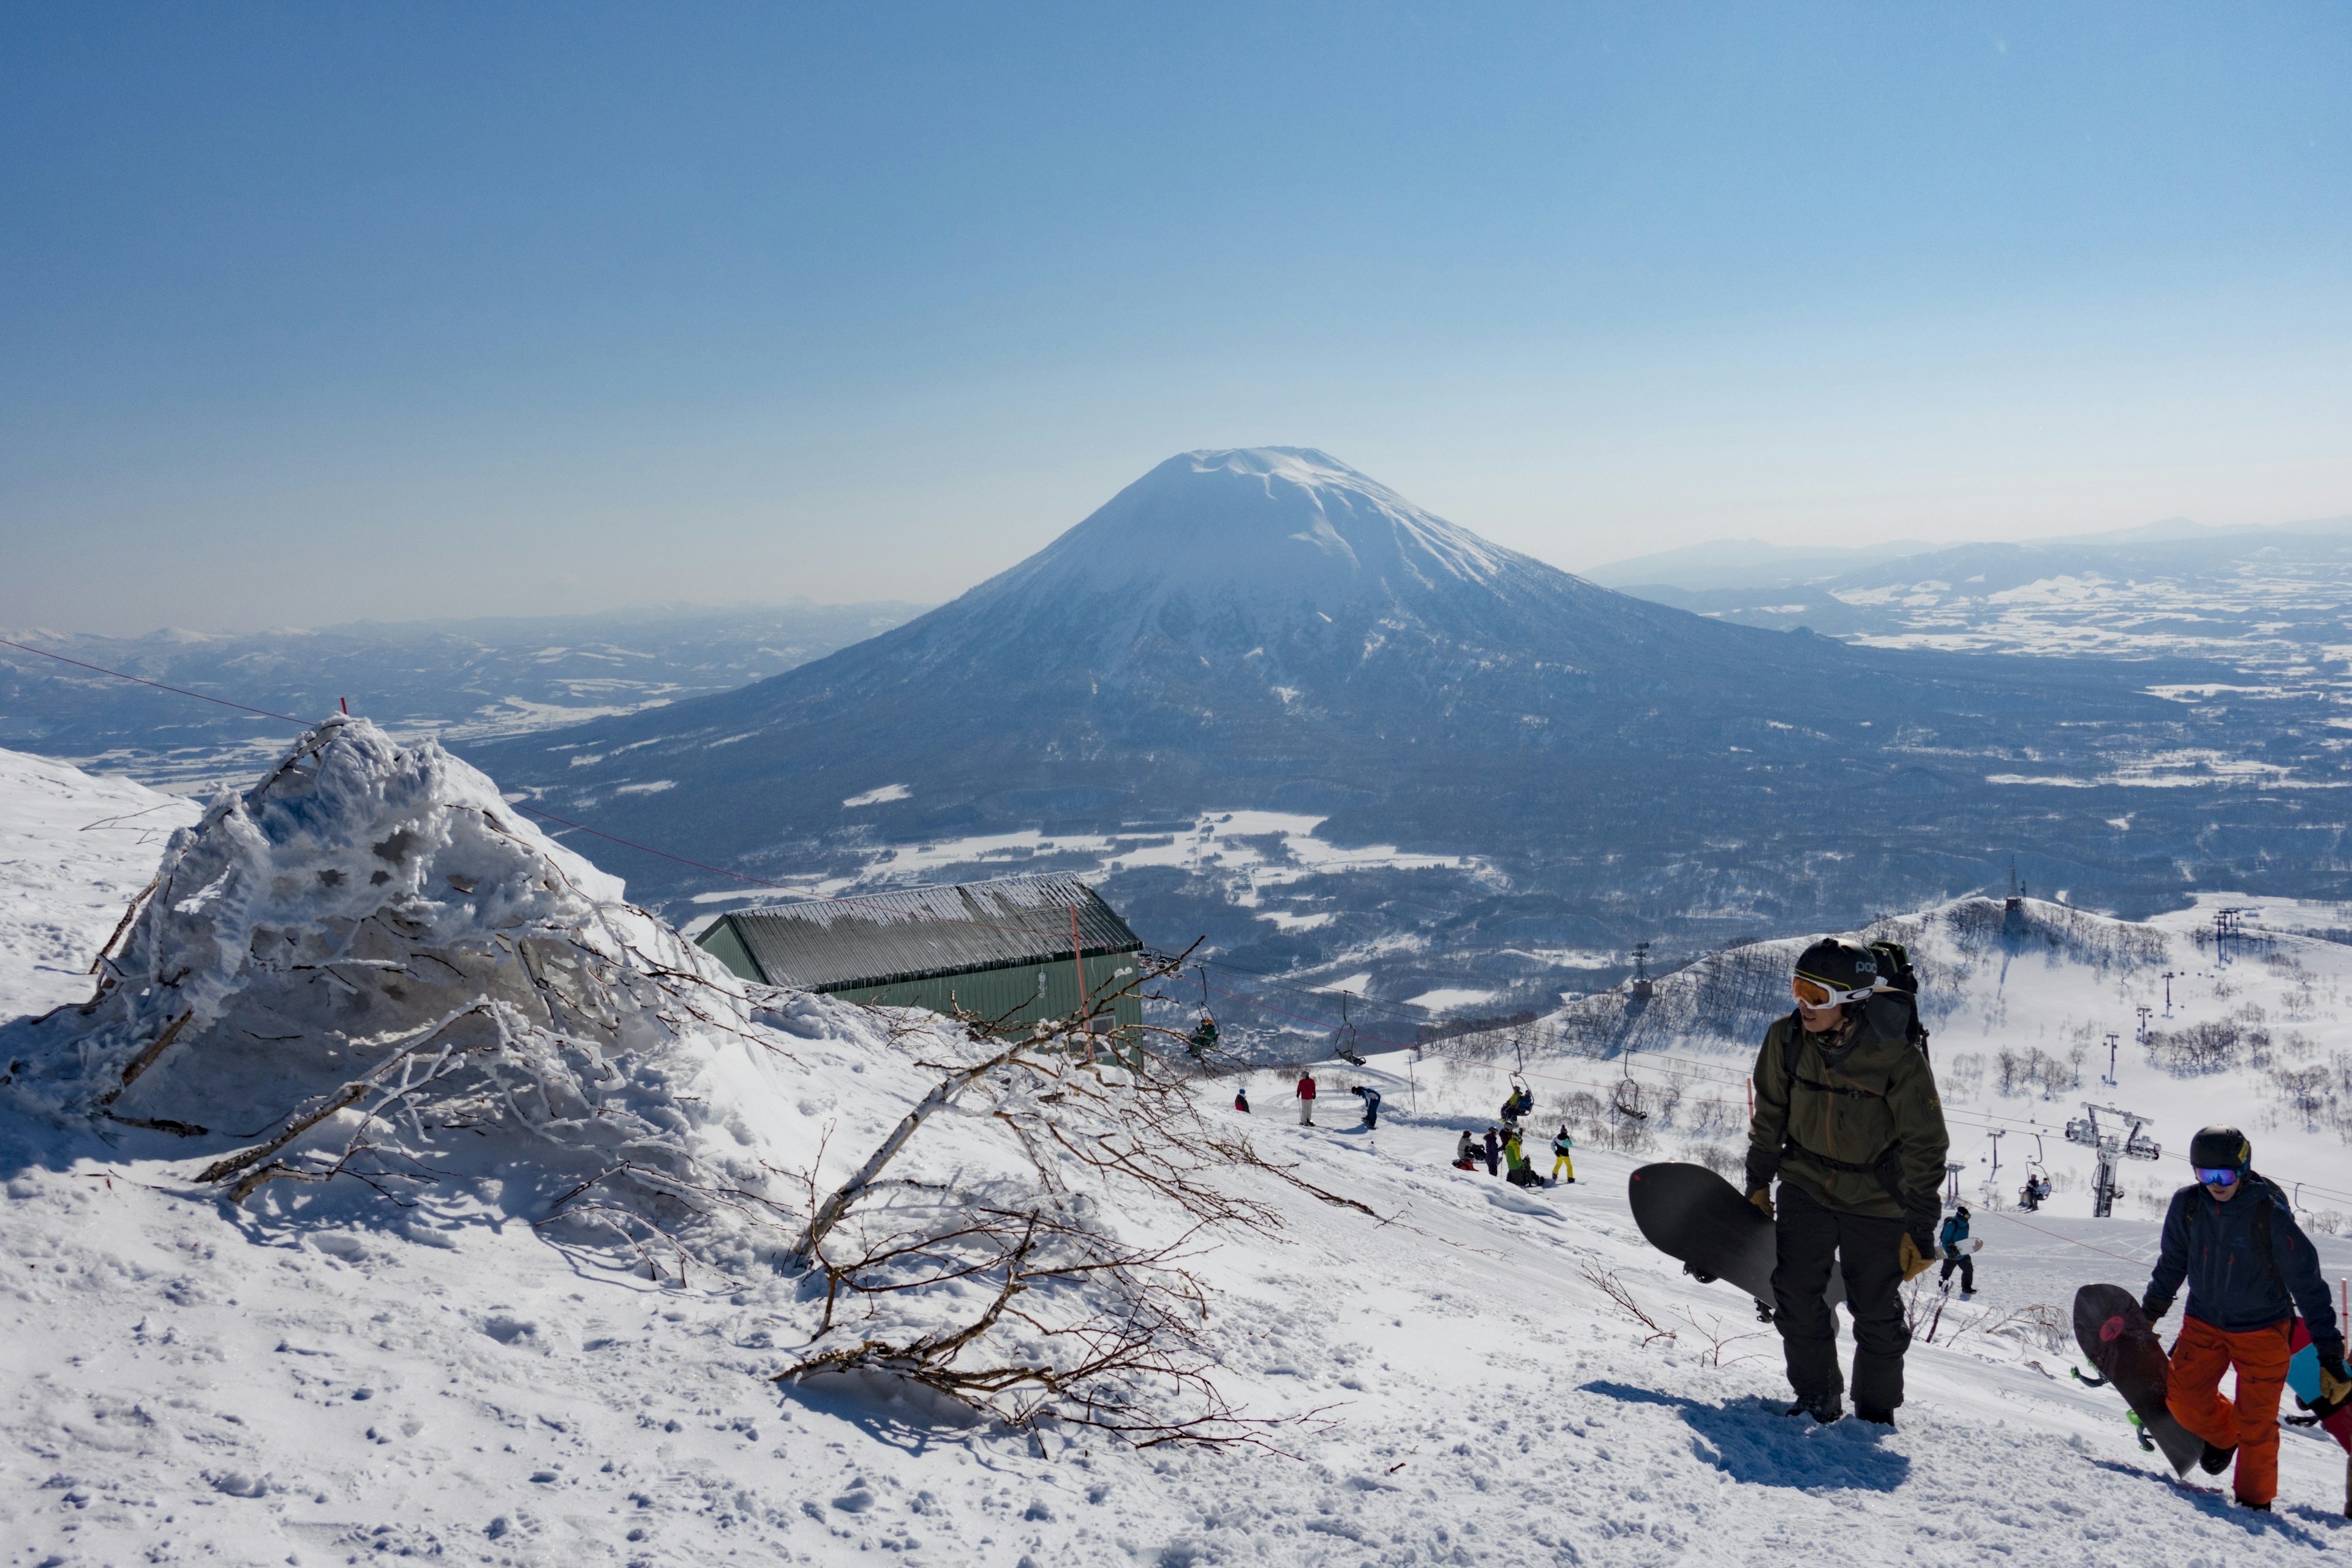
[2160,970,2179,1014]
[2135,1006,2152,1047]
[2101,1031,2120,1088]
[2214,907,2245,963]
[1630,941,1654,1001]
[2064,1103,2162,1219]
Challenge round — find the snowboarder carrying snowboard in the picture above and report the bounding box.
[1938,1205,1974,1295]
[1745,937,1950,1427]
[1353,1085,1381,1129]
[1550,1126,1575,1184]
[2139,1126,2349,1512]
[1295,1071,1316,1125]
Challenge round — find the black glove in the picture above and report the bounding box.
[2139,1292,2172,1322]
[1901,1189,1940,1242]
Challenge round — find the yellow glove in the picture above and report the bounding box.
[1899,1232,1936,1282]
[2321,1358,2352,1408]
[1748,1188,1774,1219]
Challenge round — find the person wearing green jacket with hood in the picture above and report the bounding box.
[1745,937,1950,1428]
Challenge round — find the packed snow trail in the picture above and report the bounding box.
[4,744,2351,1564]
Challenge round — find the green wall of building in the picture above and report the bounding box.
[698,928,1143,1048]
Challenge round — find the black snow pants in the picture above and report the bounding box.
[1939,1253,1974,1292]
[1771,1182,1911,1412]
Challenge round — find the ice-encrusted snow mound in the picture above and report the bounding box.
[2,717,878,1278]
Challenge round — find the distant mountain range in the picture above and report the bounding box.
[0,601,925,787]
[1591,516,2352,700]
[462,449,2345,1008]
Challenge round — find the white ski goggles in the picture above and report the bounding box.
[1793,974,1874,1009]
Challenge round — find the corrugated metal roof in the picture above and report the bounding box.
[704,873,1143,992]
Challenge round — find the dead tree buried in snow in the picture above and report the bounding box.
[777,988,1344,1450]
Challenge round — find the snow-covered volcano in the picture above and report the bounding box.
[467,449,2302,983]
[951,447,1528,633]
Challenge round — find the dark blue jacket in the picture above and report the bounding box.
[2146,1174,2343,1354]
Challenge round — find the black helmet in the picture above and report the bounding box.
[1955,1204,1970,1217]
[1795,937,1879,1005]
[2188,1126,2251,1172]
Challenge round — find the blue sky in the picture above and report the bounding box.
[4,2,2347,632]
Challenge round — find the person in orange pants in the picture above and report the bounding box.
[2141,1125,2349,1511]
[2164,1316,2291,1507]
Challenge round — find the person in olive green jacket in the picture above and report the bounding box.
[1745,936,1949,1428]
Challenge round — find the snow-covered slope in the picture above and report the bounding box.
[1414,896,2352,1232]
[6,744,2352,1564]
[0,748,200,1018]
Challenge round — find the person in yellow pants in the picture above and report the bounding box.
[1550,1125,1575,1184]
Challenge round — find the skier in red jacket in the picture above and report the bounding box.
[1295,1070,1316,1126]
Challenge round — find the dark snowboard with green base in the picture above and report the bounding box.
[2071,1283,2201,1475]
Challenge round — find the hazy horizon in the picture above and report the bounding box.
[5,4,2347,636]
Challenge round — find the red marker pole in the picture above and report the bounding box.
[1071,905,1095,1063]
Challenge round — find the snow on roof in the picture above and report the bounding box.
[712,873,1142,992]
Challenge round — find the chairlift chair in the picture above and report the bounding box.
[1332,992,1366,1066]
[1611,1076,1647,1121]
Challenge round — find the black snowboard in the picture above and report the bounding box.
[1628,1162,1843,1313]
[2071,1284,2201,1476]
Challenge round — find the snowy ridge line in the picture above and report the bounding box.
[1,634,1114,951]
[0,635,315,724]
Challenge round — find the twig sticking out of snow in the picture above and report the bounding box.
[777,969,1355,1451]
[1580,1263,1676,1346]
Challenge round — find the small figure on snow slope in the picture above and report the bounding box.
[1352,1085,1381,1130]
[1482,1125,1501,1177]
[1503,1127,1542,1188]
[1234,1084,1250,1114]
[1295,1069,1316,1126]
[1550,1125,1575,1185]
[1938,1205,1973,1295]
[1453,1129,1479,1170]
[2139,1126,2348,1512]
[1746,937,1950,1428]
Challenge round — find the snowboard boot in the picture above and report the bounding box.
[1855,1404,1896,1428]
[1785,1392,1843,1424]
[2199,1441,2236,1476]
[2239,1500,2271,1513]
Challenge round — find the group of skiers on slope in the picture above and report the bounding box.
[1229,1070,1389,1131]
[1747,935,2349,1513]
[1449,1121,1575,1187]
[1239,1069,1575,1186]
[1444,1083,1571,1187]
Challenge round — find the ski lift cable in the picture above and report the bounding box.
[1,638,1127,952]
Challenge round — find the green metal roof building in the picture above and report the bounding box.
[693,873,1147,1041]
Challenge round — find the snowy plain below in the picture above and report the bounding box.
[4,744,2351,1568]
